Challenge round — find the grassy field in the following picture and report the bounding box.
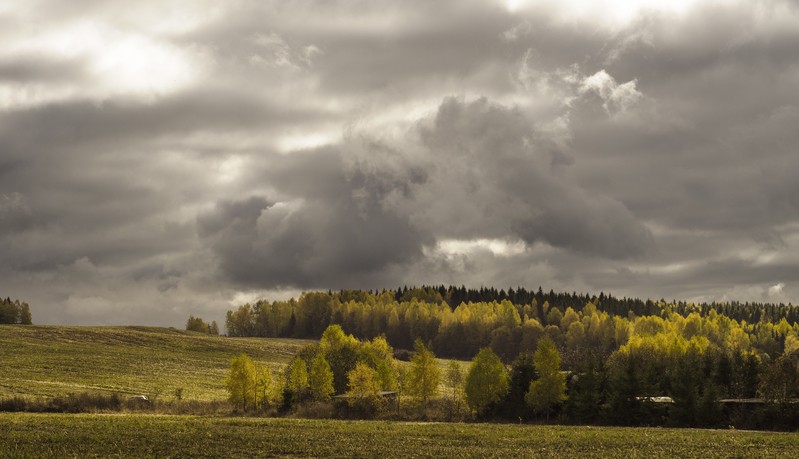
[0,325,312,401]
[0,325,465,402]
[3,413,799,458]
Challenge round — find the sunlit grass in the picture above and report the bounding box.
[0,325,312,401]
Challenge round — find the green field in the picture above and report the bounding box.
[0,325,465,402]
[3,413,799,458]
[0,325,312,401]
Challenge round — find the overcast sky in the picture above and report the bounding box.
[2,0,799,326]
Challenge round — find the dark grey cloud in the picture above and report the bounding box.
[414,97,653,259]
[197,149,431,289]
[0,193,34,234]
[192,96,653,292]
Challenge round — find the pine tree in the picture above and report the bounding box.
[498,352,536,420]
[563,357,606,423]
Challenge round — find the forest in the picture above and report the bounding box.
[220,286,799,429]
[0,297,32,325]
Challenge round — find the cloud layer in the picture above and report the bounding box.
[2,0,799,325]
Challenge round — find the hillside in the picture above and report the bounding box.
[0,325,313,401]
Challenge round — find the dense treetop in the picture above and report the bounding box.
[0,297,32,325]
[224,286,798,364]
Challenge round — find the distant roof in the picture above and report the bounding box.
[635,396,673,403]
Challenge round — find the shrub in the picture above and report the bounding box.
[291,401,334,419]
[0,397,27,412]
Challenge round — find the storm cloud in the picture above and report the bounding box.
[1,0,799,325]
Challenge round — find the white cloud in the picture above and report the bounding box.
[514,0,733,29]
[768,282,785,297]
[90,32,201,95]
[580,70,643,114]
[1,21,207,105]
[277,131,342,153]
[435,238,528,257]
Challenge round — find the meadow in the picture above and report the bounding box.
[3,413,799,458]
[0,325,312,401]
[0,325,464,403]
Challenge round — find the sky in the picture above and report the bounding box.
[2,0,799,326]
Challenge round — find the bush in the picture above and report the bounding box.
[394,397,468,422]
[291,401,334,419]
[0,393,124,413]
[0,397,28,412]
[333,396,383,419]
[48,392,123,413]
[125,395,154,411]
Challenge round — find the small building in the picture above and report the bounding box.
[635,396,674,404]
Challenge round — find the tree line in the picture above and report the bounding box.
[225,324,568,421]
[224,320,799,429]
[0,297,32,324]
[222,288,798,364]
[216,287,799,429]
[374,286,799,326]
